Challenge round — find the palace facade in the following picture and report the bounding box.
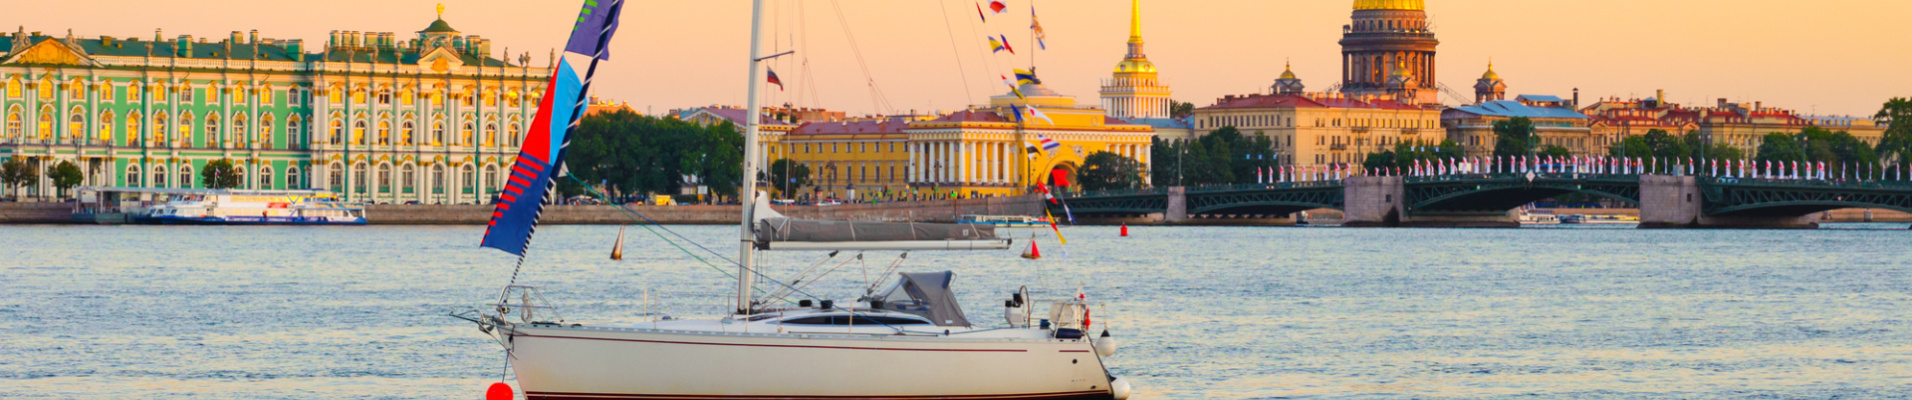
[1581,91,1886,156]
[1192,64,1443,168]
[0,11,551,204]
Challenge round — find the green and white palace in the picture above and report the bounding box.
[0,12,552,204]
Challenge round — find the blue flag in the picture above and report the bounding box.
[565,0,624,59]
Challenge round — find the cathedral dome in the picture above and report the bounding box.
[1480,63,1499,81]
[1279,62,1298,80]
[1353,0,1425,11]
[1115,58,1156,74]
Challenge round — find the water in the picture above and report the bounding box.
[4,223,1910,399]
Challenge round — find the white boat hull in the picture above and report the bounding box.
[504,324,1118,400]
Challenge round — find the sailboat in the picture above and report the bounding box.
[455,1,1129,399]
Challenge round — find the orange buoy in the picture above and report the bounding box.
[1120,223,1129,237]
[1021,240,1042,260]
[486,382,514,400]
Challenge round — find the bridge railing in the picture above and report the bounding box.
[1402,172,1640,184]
[1066,186,1169,198]
[1188,181,1345,193]
[1704,176,1912,189]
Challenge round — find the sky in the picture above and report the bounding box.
[16,0,1912,117]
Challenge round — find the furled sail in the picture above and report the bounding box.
[748,196,1010,251]
[480,0,626,256]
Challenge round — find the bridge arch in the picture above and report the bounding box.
[1407,178,1640,212]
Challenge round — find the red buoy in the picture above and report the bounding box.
[486,382,514,400]
[1022,240,1042,260]
[1120,223,1129,237]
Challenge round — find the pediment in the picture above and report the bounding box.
[2,39,99,67]
[417,47,465,73]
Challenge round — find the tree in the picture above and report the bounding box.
[1491,117,1537,158]
[1,158,35,199]
[200,159,241,189]
[766,158,812,197]
[1874,97,1912,166]
[1539,145,1573,158]
[1756,127,1880,177]
[47,160,84,198]
[1169,100,1195,119]
[1077,151,1144,191]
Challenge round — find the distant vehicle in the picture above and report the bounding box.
[815,200,842,206]
[650,194,678,206]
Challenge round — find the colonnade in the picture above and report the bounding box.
[908,140,1023,186]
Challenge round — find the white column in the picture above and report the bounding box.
[909,142,919,183]
[938,142,948,183]
[960,142,971,184]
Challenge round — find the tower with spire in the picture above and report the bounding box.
[1099,0,1172,121]
[1473,61,1507,104]
[1272,60,1305,95]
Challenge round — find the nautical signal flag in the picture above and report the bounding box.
[1001,75,1025,99]
[1024,106,1055,126]
[975,2,988,22]
[767,68,784,91]
[565,0,624,60]
[1031,7,1047,50]
[1013,69,1038,86]
[989,0,1008,14]
[989,35,1014,54]
[1036,134,1061,154]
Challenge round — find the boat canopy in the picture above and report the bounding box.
[750,196,1009,251]
[874,271,972,327]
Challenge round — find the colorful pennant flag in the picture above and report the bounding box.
[1031,7,1047,50]
[1036,134,1061,154]
[1001,75,1024,99]
[1013,68,1038,86]
[989,34,1015,54]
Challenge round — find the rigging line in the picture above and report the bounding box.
[960,0,1000,102]
[827,0,893,115]
[935,0,976,104]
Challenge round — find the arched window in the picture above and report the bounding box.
[37,106,54,141]
[231,113,248,146]
[153,111,169,142]
[98,111,115,143]
[37,78,53,99]
[432,121,446,145]
[153,83,168,102]
[401,120,415,145]
[329,119,344,145]
[153,165,168,188]
[377,119,391,145]
[460,165,476,195]
[126,165,142,187]
[259,114,274,148]
[377,164,392,193]
[259,83,274,104]
[68,78,85,99]
[231,84,247,104]
[205,114,221,144]
[235,165,247,189]
[483,88,497,107]
[430,89,444,106]
[483,164,499,192]
[178,112,194,146]
[431,165,445,194]
[178,84,192,103]
[286,166,302,189]
[177,164,194,189]
[401,165,416,193]
[328,84,343,104]
[127,82,141,102]
[461,121,475,145]
[401,88,415,106]
[2,106,17,139]
[125,111,141,144]
[506,90,520,108]
[328,163,344,192]
[257,165,273,190]
[483,122,497,146]
[67,111,84,143]
[352,119,368,146]
[5,77,19,98]
[508,117,522,146]
[377,88,392,105]
[351,86,367,104]
[353,163,369,193]
[286,116,302,146]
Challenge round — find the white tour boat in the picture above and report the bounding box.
[456,2,1129,399]
[958,214,1056,229]
[133,189,366,225]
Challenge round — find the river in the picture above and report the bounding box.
[3,223,1909,399]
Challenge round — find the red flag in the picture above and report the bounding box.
[1050,169,1069,188]
[989,0,1008,14]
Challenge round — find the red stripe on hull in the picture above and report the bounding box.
[525,390,1112,400]
[517,333,1031,353]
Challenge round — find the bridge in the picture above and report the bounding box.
[1059,173,1912,228]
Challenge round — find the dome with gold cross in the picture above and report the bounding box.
[1354,0,1425,11]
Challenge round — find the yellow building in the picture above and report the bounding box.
[1099,0,1171,121]
[1192,66,1443,167]
[775,82,1155,200]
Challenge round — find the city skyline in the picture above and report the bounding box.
[12,0,1910,117]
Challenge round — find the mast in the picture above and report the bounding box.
[737,0,768,315]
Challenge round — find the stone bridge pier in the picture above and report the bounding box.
[1638,175,1821,229]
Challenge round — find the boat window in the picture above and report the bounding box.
[779,315,930,326]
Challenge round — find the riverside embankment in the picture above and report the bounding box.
[0,195,1047,225]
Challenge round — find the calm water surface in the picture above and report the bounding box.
[3,223,1910,399]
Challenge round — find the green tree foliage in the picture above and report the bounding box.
[199,159,241,189]
[766,158,812,196]
[1491,117,1537,158]
[1874,97,1912,166]
[560,110,745,202]
[1755,126,1880,176]
[1169,100,1195,119]
[1077,151,1144,191]
[1362,140,1465,171]
[0,158,35,198]
[48,160,84,198]
[1147,127,1279,186]
[1539,145,1573,158]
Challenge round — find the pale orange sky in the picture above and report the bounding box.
[16,0,1911,117]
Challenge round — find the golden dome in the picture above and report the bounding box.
[1279,61,1297,80]
[1115,58,1156,74]
[1481,62,1499,80]
[1354,0,1425,11]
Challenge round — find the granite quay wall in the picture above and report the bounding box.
[0,202,75,224]
[366,196,1046,225]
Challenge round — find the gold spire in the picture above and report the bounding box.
[1128,0,1143,44]
[436,3,445,18]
